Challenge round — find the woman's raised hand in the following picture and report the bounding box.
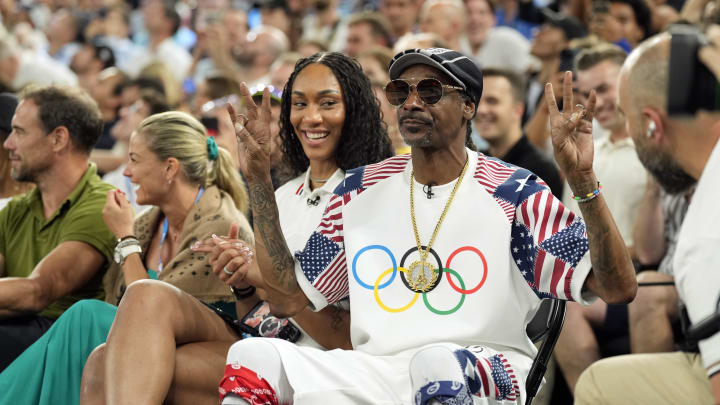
[228,83,274,181]
[102,189,135,239]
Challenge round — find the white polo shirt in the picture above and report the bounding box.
[275,167,345,348]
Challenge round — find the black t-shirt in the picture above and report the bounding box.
[95,118,118,151]
[488,135,564,198]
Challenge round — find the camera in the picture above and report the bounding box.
[668,24,720,116]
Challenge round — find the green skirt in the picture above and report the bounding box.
[0,299,117,405]
[0,278,237,405]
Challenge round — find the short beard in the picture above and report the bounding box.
[11,168,34,183]
[399,118,465,150]
[401,130,433,148]
[636,145,696,194]
[233,50,255,66]
[10,161,43,184]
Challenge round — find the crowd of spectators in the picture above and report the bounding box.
[0,0,718,403]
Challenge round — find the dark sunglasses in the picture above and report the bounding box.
[384,78,465,106]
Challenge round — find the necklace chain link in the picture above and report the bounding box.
[309,169,331,183]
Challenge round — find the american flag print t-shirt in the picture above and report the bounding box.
[292,149,595,360]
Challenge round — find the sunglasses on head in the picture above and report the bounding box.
[384,78,465,106]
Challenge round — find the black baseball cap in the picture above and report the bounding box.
[0,93,18,139]
[388,48,483,113]
[541,8,587,41]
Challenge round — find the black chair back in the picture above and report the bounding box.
[524,299,567,405]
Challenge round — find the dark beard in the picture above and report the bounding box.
[636,146,696,194]
[11,167,35,183]
[232,50,255,66]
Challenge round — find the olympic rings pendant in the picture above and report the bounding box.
[406,259,439,292]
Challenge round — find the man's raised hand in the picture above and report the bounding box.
[545,71,597,183]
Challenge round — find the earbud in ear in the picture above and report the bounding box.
[647,121,656,138]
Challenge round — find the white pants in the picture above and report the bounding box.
[223,338,530,405]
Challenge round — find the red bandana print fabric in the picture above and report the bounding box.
[218,364,279,405]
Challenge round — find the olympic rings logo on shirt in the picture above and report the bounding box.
[351,245,488,315]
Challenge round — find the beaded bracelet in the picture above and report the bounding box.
[571,182,602,203]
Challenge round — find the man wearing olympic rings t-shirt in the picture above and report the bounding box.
[217,49,637,405]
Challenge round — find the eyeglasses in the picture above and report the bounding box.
[384,78,465,106]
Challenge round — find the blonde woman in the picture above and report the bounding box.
[0,111,252,405]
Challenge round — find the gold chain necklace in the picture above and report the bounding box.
[408,156,469,292]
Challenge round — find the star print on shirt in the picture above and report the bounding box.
[333,166,365,195]
[510,221,540,287]
[492,167,545,206]
[539,220,589,269]
[296,232,342,283]
[515,174,532,192]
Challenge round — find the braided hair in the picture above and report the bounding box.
[279,52,394,177]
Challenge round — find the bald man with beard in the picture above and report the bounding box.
[574,31,720,405]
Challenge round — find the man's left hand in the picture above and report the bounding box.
[545,71,597,184]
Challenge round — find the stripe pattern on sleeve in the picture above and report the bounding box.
[474,154,590,300]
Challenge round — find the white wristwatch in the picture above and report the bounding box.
[114,237,142,265]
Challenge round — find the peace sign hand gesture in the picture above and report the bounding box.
[545,71,597,184]
[228,83,274,182]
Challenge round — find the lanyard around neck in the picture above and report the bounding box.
[158,187,204,272]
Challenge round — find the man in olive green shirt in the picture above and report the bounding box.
[0,85,116,370]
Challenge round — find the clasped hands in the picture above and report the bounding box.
[191,223,255,290]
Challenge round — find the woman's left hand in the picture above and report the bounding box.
[228,83,273,182]
[102,189,135,239]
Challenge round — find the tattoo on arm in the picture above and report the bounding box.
[330,305,345,331]
[581,199,612,276]
[249,180,298,292]
[575,185,634,301]
[570,177,613,278]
